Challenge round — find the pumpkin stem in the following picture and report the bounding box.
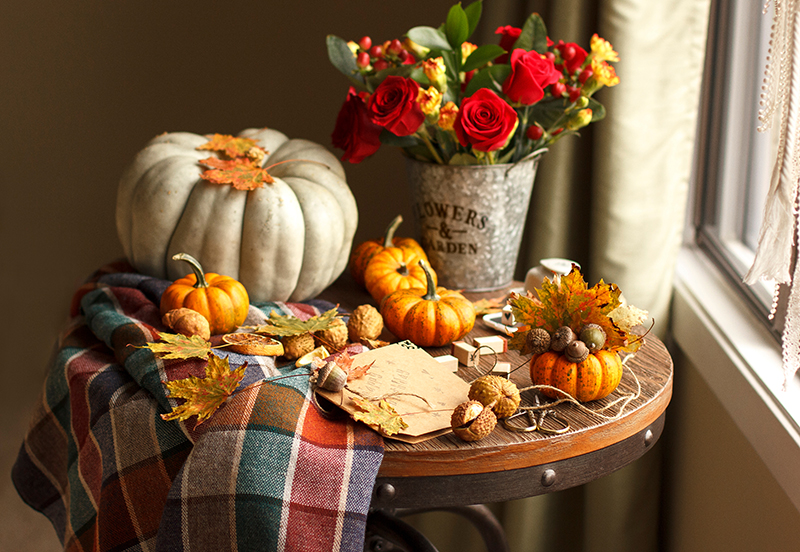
[172,253,209,289]
[419,260,439,302]
[383,215,403,248]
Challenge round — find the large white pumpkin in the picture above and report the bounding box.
[116,128,358,302]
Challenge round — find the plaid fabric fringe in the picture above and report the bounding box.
[12,263,384,551]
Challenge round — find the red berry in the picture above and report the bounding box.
[388,39,403,55]
[356,52,370,69]
[369,45,384,59]
[545,52,556,62]
[551,81,566,97]
[562,45,576,61]
[567,86,581,103]
[526,125,544,140]
[359,36,372,51]
[373,59,390,71]
[579,68,593,83]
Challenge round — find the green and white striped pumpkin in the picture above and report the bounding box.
[116,127,358,302]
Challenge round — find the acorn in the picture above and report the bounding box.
[468,375,521,418]
[282,333,315,360]
[347,304,384,341]
[526,328,552,355]
[579,323,607,352]
[315,318,348,350]
[314,360,348,392]
[451,400,497,442]
[162,308,211,341]
[551,326,577,352]
[564,340,589,363]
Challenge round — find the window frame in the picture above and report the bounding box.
[692,0,787,342]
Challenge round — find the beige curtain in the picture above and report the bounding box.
[405,0,711,550]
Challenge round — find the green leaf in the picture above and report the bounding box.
[364,64,416,91]
[513,13,549,54]
[326,35,363,84]
[529,98,570,129]
[449,153,480,165]
[380,129,418,148]
[462,44,506,72]
[464,0,483,38]
[464,64,511,97]
[445,4,470,50]
[586,97,607,122]
[407,26,452,51]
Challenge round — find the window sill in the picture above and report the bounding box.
[672,246,800,511]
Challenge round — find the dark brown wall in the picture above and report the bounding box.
[1,0,477,382]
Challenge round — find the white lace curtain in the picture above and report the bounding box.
[745,0,800,385]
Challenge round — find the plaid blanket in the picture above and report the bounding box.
[12,262,385,552]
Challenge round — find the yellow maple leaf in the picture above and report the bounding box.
[161,355,246,427]
[509,267,642,353]
[197,133,264,159]
[141,332,212,360]
[351,397,408,436]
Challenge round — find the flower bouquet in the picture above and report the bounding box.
[327,0,619,166]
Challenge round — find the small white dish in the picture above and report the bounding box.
[482,312,518,336]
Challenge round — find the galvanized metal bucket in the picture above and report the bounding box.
[405,154,544,291]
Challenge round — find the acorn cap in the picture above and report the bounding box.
[526,328,552,355]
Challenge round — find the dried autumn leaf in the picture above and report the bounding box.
[197,133,264,159]
[608,304,649,332]
[472,294,508,316]
[508,267,641,353]
[161,355,246,426]
[348,360,375,381]
[351,396,408,436]
[141,332,212,360]
[254,307,341,337]
[199,157,274,191]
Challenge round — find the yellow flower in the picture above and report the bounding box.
[590,34,619,63]
[566,108,593,131]
[461,42,478,63]
[423,57,447,86]
[438,101,459,131]
[591,58,620,87]
[418,86,443,117]
[404,37,429,59]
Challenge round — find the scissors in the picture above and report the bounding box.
[500,395,570,435]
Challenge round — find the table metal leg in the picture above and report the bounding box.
[364,504,510,552]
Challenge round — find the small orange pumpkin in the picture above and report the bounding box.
[529,349,623,402]
[363,245,434,304]
[380,260,475,347]
[160,253,250,336]
[349,215,427,287]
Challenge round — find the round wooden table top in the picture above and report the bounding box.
[319,274,673,508]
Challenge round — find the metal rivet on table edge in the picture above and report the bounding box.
[376,483,396,501]
[644,428,654,447]
[541,469,556,487]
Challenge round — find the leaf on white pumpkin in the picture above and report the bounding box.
[199,157,274,191]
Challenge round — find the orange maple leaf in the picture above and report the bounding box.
[351,397,408,436]
[197,133,264,159]
[199,157,275,191]
[509,267,640,353]
[161,354,246,427]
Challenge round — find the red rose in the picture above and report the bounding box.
[331,87,383,163]
[502,48,562,105]
[454,88,519,152]
[368,76,425,136]
[495,25,521,64]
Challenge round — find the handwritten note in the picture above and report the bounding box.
[316,341,471,443]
